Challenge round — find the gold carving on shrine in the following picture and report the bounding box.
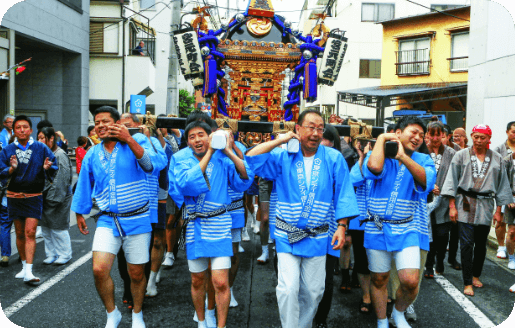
[247,18,273,37]
[248,0,275,18]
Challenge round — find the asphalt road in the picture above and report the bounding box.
[1,216,515,328]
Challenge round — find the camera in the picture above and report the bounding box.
[385,141,399,158]
[128,128,141,136]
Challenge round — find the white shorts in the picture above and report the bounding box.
[187,256,231,273]
[92,227,151,265]
[231,228,242,243]
[366,246,421,273]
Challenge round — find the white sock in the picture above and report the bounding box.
[509,253,515,260]
[132,310,145,328]
[26,263,33,275]
[392,306,411,328]
[198,320,207,328]
[106,307,122,328]
[165,252,173,258]
[148,271,157,288]
[262,245,268,253]
[377,318,389,328]
[499,246,507,251]
[22,260,27,270]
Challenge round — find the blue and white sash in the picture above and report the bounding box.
[294,150,323,227]
[99,143,120,211]
[385,163,406,217]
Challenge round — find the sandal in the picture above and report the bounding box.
[359,301,371,314]
[339,279,351,293]
[123,293,133,310]
[423,268,434,279]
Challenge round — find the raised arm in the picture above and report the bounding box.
[246,131,299,156]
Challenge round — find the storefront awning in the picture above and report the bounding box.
[337,82,467,109]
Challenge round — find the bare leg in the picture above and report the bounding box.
[507,225,515,256]
[92,251,117,313]
[150,230,165,272]
[370,272,390,319]
[14,219,26,261]
[165,214,177,254]
[259,202,270,246]
[229,242,239,287]
[358,273,372,304]
[496,219,506,247]
[395,268,420,312]
[23,218,38,264]
[127,262,147,313]
[211,268,230,328]
[191,271,207,322]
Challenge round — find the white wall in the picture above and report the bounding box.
[467,0,515,148]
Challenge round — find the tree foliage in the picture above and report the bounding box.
[179,89,195,118]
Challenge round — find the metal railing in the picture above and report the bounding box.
[448,56,468,72]
[395,49,430,76]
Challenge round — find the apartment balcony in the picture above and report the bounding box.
[395,49,430,76]
[448,56,468,72]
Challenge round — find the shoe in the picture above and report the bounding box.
[131,310,146,328]
[389,314,397,328]
[35,227,43,239]
[423,268,434,279]
[15,268,25,279]
[449,260,462,270]
[253,222,260,234]
[405,304,417,322]
[497,247,507,259]
[510,282,515,293]
[24,271,40,284]
[53,257,71,265]
[193,310,198,323]
[145,285,158,297]
[229,288,238,308]
[162,253,175,267]
[508,259,515,270]
[241,228,250,241]
[315,322,328,328]
[238,244,245,253]
[205,308,217,328]
[156,266,163,284]
[43,256,58,265]
[105,307,122,328]
[1,256,8,267]
[257,248,269,264]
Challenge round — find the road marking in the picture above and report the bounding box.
[2,251,92,318]
[434,274,495,328]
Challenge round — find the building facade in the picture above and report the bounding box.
[467,0,515,147]
[298,0,470,121]
[1,0,90,144]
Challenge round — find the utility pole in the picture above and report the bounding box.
[166,0,182,115]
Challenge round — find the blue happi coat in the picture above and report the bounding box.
[247,145,360,258]
[0,137,58,193]
[0,128,11,150]
[173,147,253,260]
[71,134,167,236]
[147,136,171,224]
[228,141,248,229]
[168,154,184,208]
[362,152,436,252]
[349,162,372,231]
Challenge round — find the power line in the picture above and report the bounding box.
[405,0,470,22]
[89,0,174,35]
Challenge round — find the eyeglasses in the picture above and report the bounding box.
[301,126,325,134]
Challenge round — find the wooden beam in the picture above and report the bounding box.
[155,117,385,137]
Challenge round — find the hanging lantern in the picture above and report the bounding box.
[318,29,348,86]
[172,26,204,83]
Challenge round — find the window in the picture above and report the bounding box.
[140,0,156,10]
[361,3,394,22]
[396,38,431,75]
[430,4,463,11]
[57,0,82,13]
[90,22,119,54]
[359,60,381,78]
[450,32,469,71]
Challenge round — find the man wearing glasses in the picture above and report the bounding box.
[246,109,359,328]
